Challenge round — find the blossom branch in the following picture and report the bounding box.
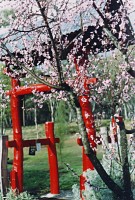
[93,2,135,78]
[35,0,64,85]
[1,42,64,90]
[12,25,46,33]
[126,129,135,134]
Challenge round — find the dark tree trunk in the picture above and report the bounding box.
[118,120,133,200]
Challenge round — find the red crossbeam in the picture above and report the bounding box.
[6,138,60,148]
[6,84,51,96]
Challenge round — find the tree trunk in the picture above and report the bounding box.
[123,104,128,120]
[49,98,55,122]
[118,120,133,200]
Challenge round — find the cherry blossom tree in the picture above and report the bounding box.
[0,0,135,199]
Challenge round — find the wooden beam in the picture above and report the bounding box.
[0,135,8,196]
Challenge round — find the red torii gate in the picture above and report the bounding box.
[5,65,97,198]
[6,77,60,194]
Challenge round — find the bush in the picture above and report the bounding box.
[1,189,36,200]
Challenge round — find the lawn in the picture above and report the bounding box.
[6,122,84,196]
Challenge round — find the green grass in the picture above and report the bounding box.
[5,123,82,196]
[22,137,82,194]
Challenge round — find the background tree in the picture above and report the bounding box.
[54,100,69,162]
[88,51,135,117]
[0,64,11,130]
[0,9,15,28]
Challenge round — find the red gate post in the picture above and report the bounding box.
[79,94,97,171]
[111,116,118,142]
[45,122,60,194]
[74,57,97,199]
[79,92,97,199]
[10,78,23,193]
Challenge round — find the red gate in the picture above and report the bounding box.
[6,77,60,194]
[5,63,97,198]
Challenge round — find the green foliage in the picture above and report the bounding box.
[100,119,110,127]
[55,100,69,123]
[1,189,36,200]
[54,101,69,161]
[0,9,15,28]
[24,95,51,126]
[67,122,79,134]
[0,65,11,130]
[72,167,116,200]
[89,52,134,118]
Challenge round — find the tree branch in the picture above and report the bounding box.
[126,68,135,78]
[126,129,135,134]
[1,42,64,90]
[35,0,64,85]
[13,25,46,33]
[93,2,135,78]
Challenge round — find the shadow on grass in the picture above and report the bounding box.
[24,169,50,195]
[23,166,79,196]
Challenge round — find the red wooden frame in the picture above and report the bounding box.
[5,62,97,198]
[6,78,60,194]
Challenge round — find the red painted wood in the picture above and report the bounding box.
[6,77,60,194]
[10,171,17,191]
[10,79,23,192]
[7,138,60,148]
[6,60,97,197]
[6,84,51,96]
[80,175,85,200]
[6,140,17,148]
[74,59,97,199]
[45,122,60,194]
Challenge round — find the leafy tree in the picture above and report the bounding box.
[0,9,15,28]
[0,64,11,130]
[88,52,135,117]
[54,100,69,161]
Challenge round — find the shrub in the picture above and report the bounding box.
[1,189,36,200]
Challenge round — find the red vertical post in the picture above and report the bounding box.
[79,95,96,199]
[111,116,118,142]
[10,78,23,193]
[80,174,85,200]
[79,95,96,171]
[45,122,60,194]
[74,57,97,199]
